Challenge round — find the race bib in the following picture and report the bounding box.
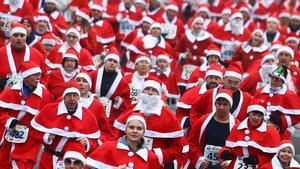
[181,64,197,80]
[120,21,135,35]
[126,60,135,70]
[130,88,139,104]
[203,145,222,165]
[98,97,112,118]
[5,73,23,87]
[144,137,153,150]
[0,13,21,38]
[162,24,177,39]
[56,160,65,169]
[221,44,236,61]
[5,124,29,143]
[233,156,255,169]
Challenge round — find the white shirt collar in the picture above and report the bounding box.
[261,84,288,95]
[11,82,44,98]
[57,101,83,120]
[185,29,211,43]
[116,142,148,161]
[237,118,267,132]
[162,12,177,24]
[58,42,81,53]
[242,42,268,53]
[119,2,136,13]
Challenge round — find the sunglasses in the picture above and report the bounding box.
[64,158,83,165]
[269,75,282,81]
[67,35,78,39]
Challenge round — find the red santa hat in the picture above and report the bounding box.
[150,22,162,31]
[290,11,300,21]
[270,41,282,52]
[76,8,91,23]
[135,54,151,65]
[76,73,92,89]
[66,28,80,39]
[239,5,250,15]
[197,4,210,15]
[267,15,280,26]
[35,14,53,32]
[126,113,147,129]
[157,53,171,63]
[285,35,300,45]
[215,89,233,106]
[142,16,154,24]
[221,8,232,15]
[10,22,27,37]
[261,53,275,66]
[63,48,79,61]
[63,143,86,165]
[135,0,147,6]
[165,2,179,12]
[104,47,120,64]
[251,29,264,36]
[224,62,243,80]
[278,140,296,156]
[62,81,80,98]
[142,79,162,95]
[90,1,106,12]
[230,10,243,21]
[191,17,204,27]
[279,9,291,18]
[205,44,221,59]
[246,99,267,115]
[275,46,294,59]
[21,16,35,28]
[41,33,56,46]
[206,63,223,79]
[20,61,42,78]
[45,0,58,6]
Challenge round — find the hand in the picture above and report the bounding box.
[242,156,259,165]
[76,137,88,146]
[220,150,233,160]
[116,165,127,169]
[9,119,18,129]
[220,161,228,169]
[114,96,120,102]
[48,133,55,142]
[200,159,209,169]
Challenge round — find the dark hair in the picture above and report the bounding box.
[62,58,78,69]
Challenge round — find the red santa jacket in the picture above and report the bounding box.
[261,155,300,169]
[251,1,270,29]
[188,112,238,169]
[87,140,161,169]
[219,119,280,168]
[190,87,252,126]
[0,82,52,162]
[90,67,130,125]
[208,0,229,19]
[187,67,206,89]
[0,0,33,17]
[240,71,264,96]
[92,19,116,55]
[114,106,185,167]
[147,7,165,20]
[263,31,286,48]
[78,26,97,56]
[30,101,100,169]
[121,28,146,49]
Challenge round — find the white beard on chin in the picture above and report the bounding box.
[135,93,163,115]
[260,64,277,84]
[143,35,159,49]
[230,20,243,35]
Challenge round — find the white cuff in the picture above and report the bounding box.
[113,97,123,110]
[153,148,163,165]
[195,156,206,169]
[85,138,91,152]
[43,133,53,145]
[5,117,16,129]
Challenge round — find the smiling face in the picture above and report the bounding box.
[248,111,264,127]
[104,58,118,72]
[125,120,145,144]
[278,147,293,165]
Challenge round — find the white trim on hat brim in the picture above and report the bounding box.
[143,80,161,95]
[63,87,80,98]
[63,54,78,61]
[22,67,42,78]
[10,27,27,37]
[206,50,221,58]
[126,115,147,129]
[42,39,56,46]
[104,54,120,63]
[278,143,295,156]
[91,5,105,12]
[206,70,223,79]
[225,71,243,80]
[247,105,266,115]
[76,10,91,23]
[76,73,92,89]
[64,151,86,165]
[215,93,233,106]
[135,56,151,65]
[157,55,171,63]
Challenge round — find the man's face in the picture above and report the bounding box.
[44,3,56,13]
[124,0,133,9]
[143,86,159,95]
[280,17,290,26]
[199,11,208,19]
[64,158,84,169]
[141,21,151,33]
[206,75,221,89]
[248,111,264,127]
[66,33,79,47]
[277,51,292,67]
[125,120,145,143]
[264,58,276,65]
[149,0,160,9]
[221,14,230,23]
[251,32,263,46]
[166,10,177,21]
[269,74,284,88]
[36,20,48,34]
[289,18,300,28]
[241,11,249,21]
[11,33,26,50]
[192,21,203,32]
[136,60,150,75]
[76,77,89,96]
[43,44,55,53]
[207,55,219,65]
[64,93,79,109]
[267,21,279,32]
[75,16,84,25]
[223,76,241,91]
[23,73,41,90]
[104,59,118,72]
[156,59,169,70]
[150,27,161,37]
[63,58,77,72]
[286,40,298,51]
[91,9,102,19]
[215,98,231,117]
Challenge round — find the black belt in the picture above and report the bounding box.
[44,146,64,157]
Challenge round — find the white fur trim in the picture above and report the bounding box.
[176,102,191,109]
[76,73,92,89]
[150,22,162,30]
[286,36,299,44]
[165,4,178,12]
[64,151,86,165]
[215,93,233,106]
[291,15,300,21]
[135,56,150,65]
[261,54,275,65]
[76,10,91,22]
[104,54,120,63]
[224,71,243,80]
[0,100,39,115]
[230,12,243,21]
[247,105,266,115]
[45,0,58,5]
[62,87,80,98]
[63,53,78,60]
[10,27,27,37]
[142,80,161,95]
[226,140,278,153]
[5,117,16,129]
[192,17,204,26]
[113,97,122,110]
[35,15,50,22]
[142,16,153,24]
[22,67,42,78]
[126,115,147,129]
[267,17,280,25]
[206,70,223,79]
[153,148,163,165]
[86,157,117,168]
[42,39,56,46]
[91,4,105,12]
[157,54,171,63]
[66,28,80,39]
[278,143,295,156]
[276,46,294,59]
[195,156,206,169]
[43,132,53,145]
[206,50,221,57]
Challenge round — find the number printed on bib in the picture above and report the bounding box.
[221,45,236,61]
[120,21,135,35]
[56,160,65,169]
[98,97,112,118]
[234,156,255,169]
[203,145,222,164]
[181,64,198,80]
[5,124,29,143]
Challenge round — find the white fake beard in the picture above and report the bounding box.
[143,35,159,49]
[230,20,243,35]
[139,93,161,113]
[260,64,277,84]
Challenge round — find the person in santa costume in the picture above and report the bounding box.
[280,11,300,37]
[217,8,231,27]
[263,16,286,48]
[261,140,300,169]
[176,63,223,134]
[240,53,277,95]
[232,29,269,73]
[156,3,184,48]
[188,89,239,169]
[285,35,300,66]
[0,0,34,17]
[50,27,95,72]
[280,0,300,14]
[218,99,280,168]
[30,81,100,169]
[190,62,253,125]
[114,79,186,169]
[47,48,81,100]
[147,0,165,20]
[213,11,251,64]
[0,23,48,93]
[254,65,300,140]
[41,32,61,72]
[187,44,221,89]
[75,73,114,141]
[90,1,117,55]
[175,16,212,91]
[37,0,68,39]
[248,0,271,30]
[87,114,161,169]
[106,0,143,48]
[63,142,86,169]
[239,5,257,32]
[206,0,229,19]
[33,14,53,39]
[90,47,130,125]
[125,22,174,73]
[0,61,53,169]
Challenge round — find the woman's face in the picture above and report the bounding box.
[278,147,293,164]
[125,120,144,143]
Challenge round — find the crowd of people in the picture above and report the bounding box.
[0,0,300,169]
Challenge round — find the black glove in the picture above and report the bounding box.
[269,114,282,128]
[243,156,259,165]
[220,150,233,160]
[120,55,128,67]
[183,117,190,128]
[0,77,8,89]
[9,119,18,129]
[165,162,174,169]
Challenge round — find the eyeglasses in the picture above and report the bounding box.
[67,35,78,39]
[64,158,83,165]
